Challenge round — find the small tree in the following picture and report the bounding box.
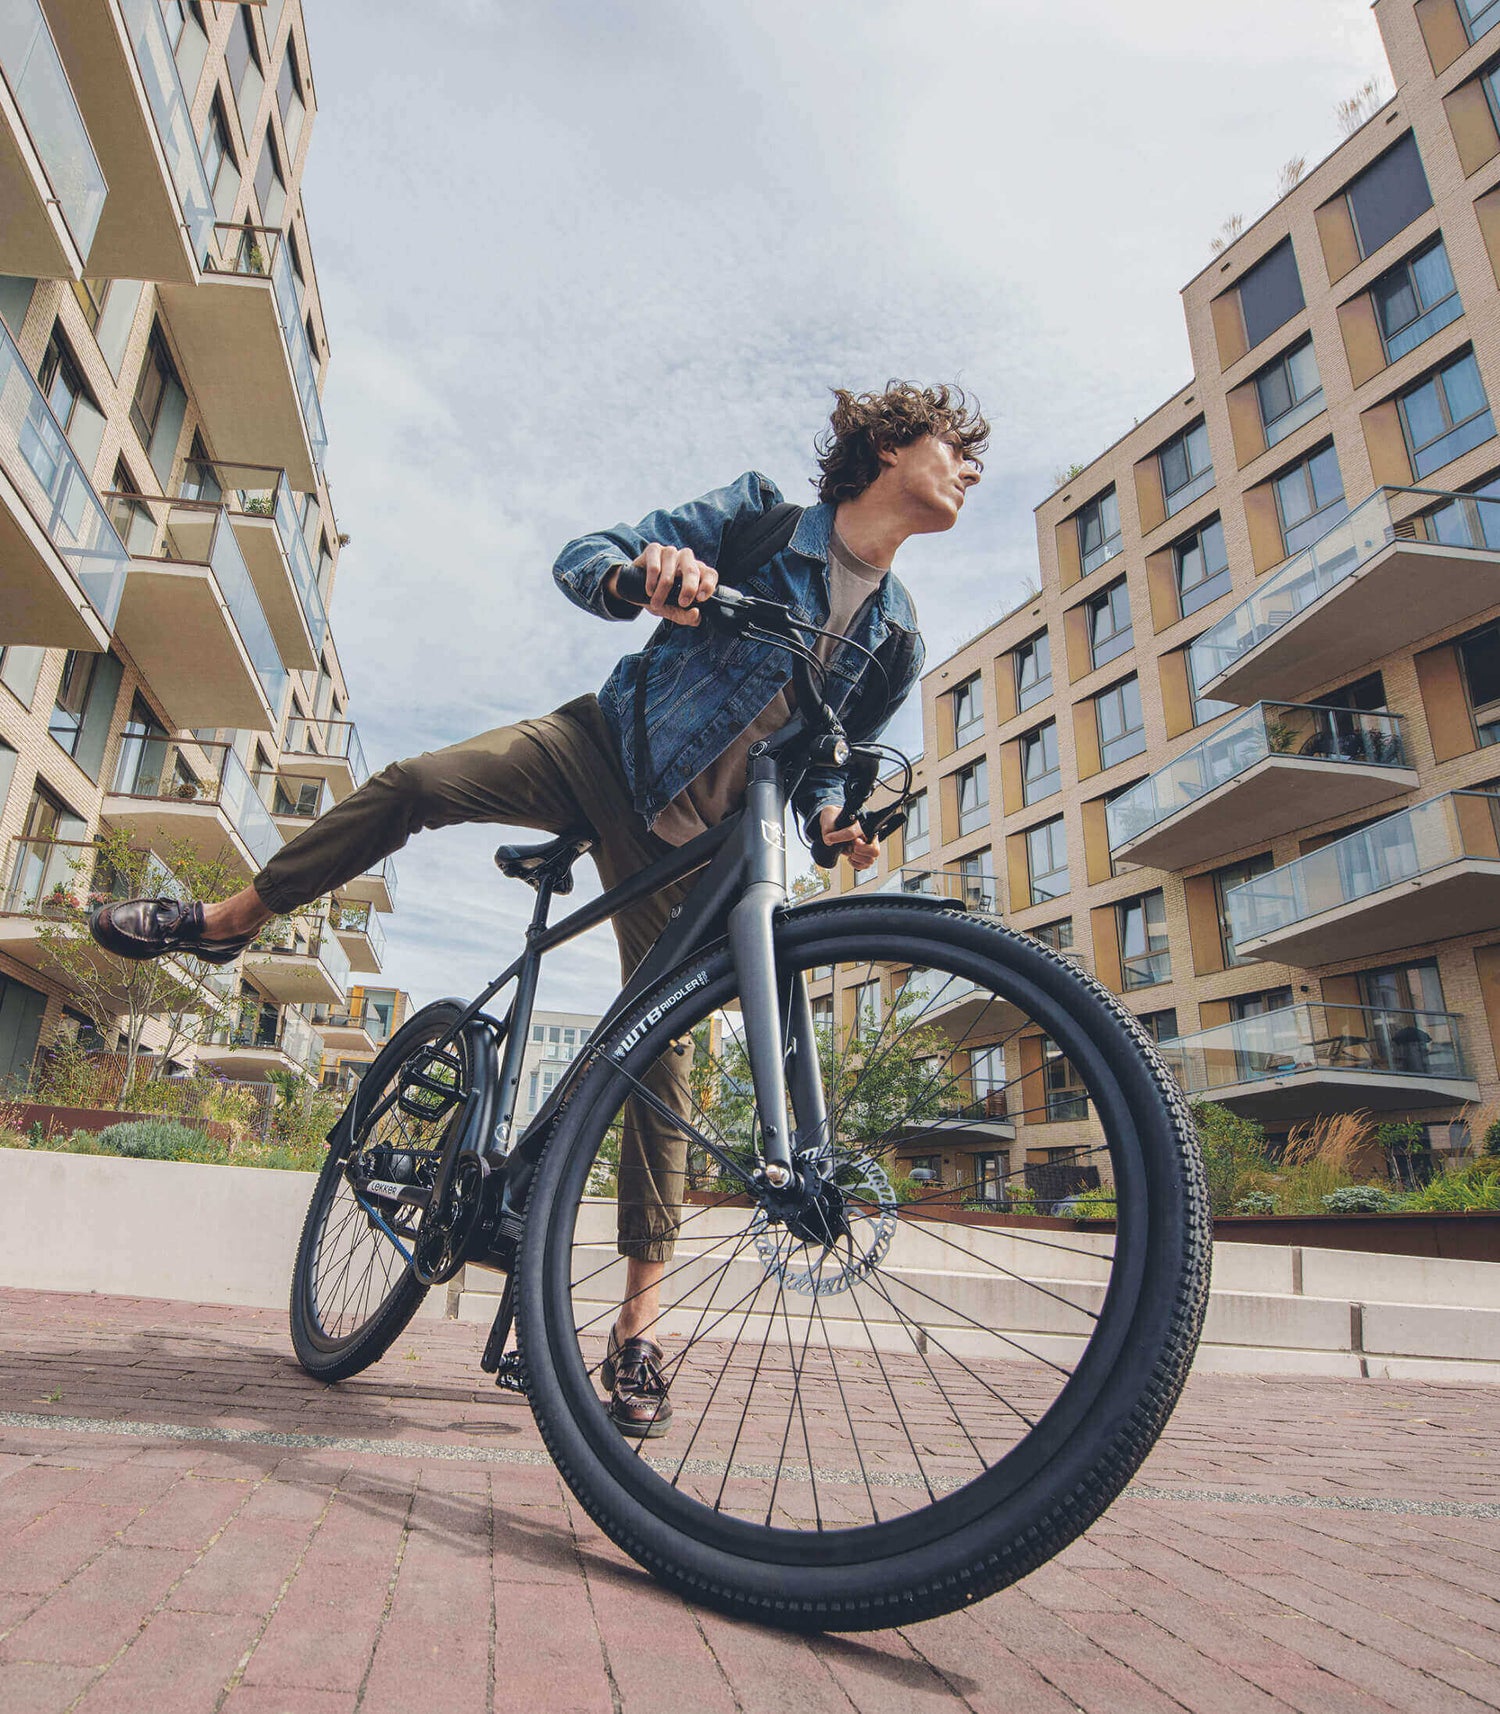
[30,828,246,1098]
[1190,1101,1273,1215]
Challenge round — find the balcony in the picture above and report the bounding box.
[281,716,367,803]
[0,0,106,277]
[880,865,998,912]
[109,496,286,731]
[335,857,396,915]
[0,319,127,648]
[1225,791,1500,968]
[1190,487,1500,706]
[254,767,334,836]
[243,914,349,1007]
[309,1003,379,1054]
[158,224,327,488]
[103,736,282,880]
[39,0,212,283]
[196,1002,321,1082]
[330,899,386,975]
[183,460,327,670]
[1157,1001,1478,1120]
[1106,702,1416,872]
[889,1088,1015,1149]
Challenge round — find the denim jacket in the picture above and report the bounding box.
[553,471,925,832]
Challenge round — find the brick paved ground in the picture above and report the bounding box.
[0,1286,1496,1714]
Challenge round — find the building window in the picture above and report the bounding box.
[1086,577,1132,670]
[1021,720,1060,805]
[954,758,988,835]
[1343,133,1432,261]
[1118,891,1170,989]
[1213,852,1275,968]
[1138,1008,1179,1044]
[1175,516,1232,617]
[1372,239,1462,364]
[200,94,240,220]
[1238,239,1305,350]
[1041,1036,1087,1121]
[1255,337,1324,447]
[1159,419,1214,516]
[1274,441,1346,556]
[130,325,188,484]
[277,39,306,155]
[1026,816,1068,904]
[951,674,983,747]
[227,5,265,139]
[958,850,995,911]
[903,789,928,860]
[811,994,834,1035]
[1014,629,1051,712]
[254,127,286,227]
[1463,0,1500,43]
[1096,675,1145,770]
[1458,618,1500,743]
[1398,350,1495,480]
[1031,917,1074,952]
[1077,487,1122,577]
[854,978,881,1040]
[0,739,15,818]
[0,648,45,708]
[37,329,105,475]
[49,652,99,760]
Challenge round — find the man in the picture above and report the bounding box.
[92,380,987,1435]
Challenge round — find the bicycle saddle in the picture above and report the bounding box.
[493,830,594,893]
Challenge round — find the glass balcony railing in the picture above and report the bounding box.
[203,222,327,474]
[109,734,283,872]
[119,0,214,265]
[203,1001,321,1074]
[309,1002,381,1041]
[0,319,129,628]
[181,457,328,657]
[1105,702,1408,853]
[1189,486,1500,691]
[331,899,387,964]
[355,856,397,908]
[0,0,107,257]
[3,837,188,919]
[1157,1001,1469,1098]
[253,768,335,822]
[283,716,367,787]
[251,914,350,992]
[1225,791,1500,951]
[116,495,288,718]
[881,866,998,912]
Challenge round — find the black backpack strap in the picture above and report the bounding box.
[630,499,805,813]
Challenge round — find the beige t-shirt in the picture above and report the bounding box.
[650,532,887,846]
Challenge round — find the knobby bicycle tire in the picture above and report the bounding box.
[516,897,1210,1630]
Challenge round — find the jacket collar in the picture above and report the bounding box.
[788,500,918,632]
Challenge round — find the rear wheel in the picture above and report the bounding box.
[289,999,482,1381]
[517,898,1210,1630]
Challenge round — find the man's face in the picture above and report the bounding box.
[884,433,982,532]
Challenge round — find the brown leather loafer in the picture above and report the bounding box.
[89,898,250,966]
[601,1326,673,1439]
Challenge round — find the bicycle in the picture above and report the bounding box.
[287,569,1211,1631]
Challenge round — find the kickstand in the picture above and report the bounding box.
[478,1276,526,1394]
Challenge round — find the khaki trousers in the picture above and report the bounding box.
[254,695,693,1262]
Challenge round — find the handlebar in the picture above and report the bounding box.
[611,562,909,870]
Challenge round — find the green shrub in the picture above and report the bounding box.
[1233,1190,1278,1216]
[1483,1119,1500,1159]
[1064,1186,1118,1220]
[1191,1102,1274,1216]
[1320,1185,1401,1214]
[92,1119,227,1163]
[1399,1159,1500,1213]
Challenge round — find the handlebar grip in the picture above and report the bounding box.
[612,563,652,605]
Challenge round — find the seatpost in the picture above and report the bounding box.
[728,751,795,1183]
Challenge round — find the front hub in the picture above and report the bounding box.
[754,1157,852,1247]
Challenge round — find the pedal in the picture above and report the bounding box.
[397,1046,467,1119]
[493,1351,527,1394]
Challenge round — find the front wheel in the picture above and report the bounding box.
[516,898,1210,1630]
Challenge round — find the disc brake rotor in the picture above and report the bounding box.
[751,1151,898,1297]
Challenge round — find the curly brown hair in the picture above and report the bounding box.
[813,382,989,505]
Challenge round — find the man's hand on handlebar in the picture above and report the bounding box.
[817,805,880,871]
[607,544,718,627]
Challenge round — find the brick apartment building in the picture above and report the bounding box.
[0,0,397,1087]
[822,0,1500,1196]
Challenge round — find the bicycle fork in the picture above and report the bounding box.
[727,757,828,1186]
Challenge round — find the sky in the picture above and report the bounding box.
[297,0,1387,1017]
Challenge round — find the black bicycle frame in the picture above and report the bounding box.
[428,726,825,1212]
